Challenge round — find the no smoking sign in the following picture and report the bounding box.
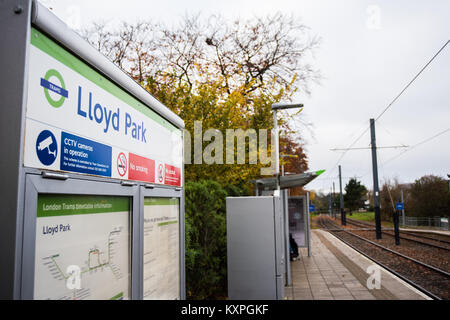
[117,152,127,177]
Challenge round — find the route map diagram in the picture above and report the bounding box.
[34,195,131,300]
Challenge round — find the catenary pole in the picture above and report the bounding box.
[401,189,405,226]
[370,119,382,239]
[331,181,336,219]
[339,165,346,225]
[329,187,332,216]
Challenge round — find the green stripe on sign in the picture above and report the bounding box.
[30,28,180,135]
[110,292,124,300]
[158,220,178,227]
[144,198,179,206]
[37,194,130,217]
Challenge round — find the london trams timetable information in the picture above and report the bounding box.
[34,195,131,300]
[143,198,180,300]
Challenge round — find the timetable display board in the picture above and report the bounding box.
[24,28,182,186]
[143,198,180,300]
[34,194,131,300]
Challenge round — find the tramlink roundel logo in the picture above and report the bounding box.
[40,69,68,108]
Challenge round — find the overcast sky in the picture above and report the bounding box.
[40,0,450,194]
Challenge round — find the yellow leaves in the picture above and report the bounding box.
[140,57,306,189]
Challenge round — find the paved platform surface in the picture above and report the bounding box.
[285,229,430,300]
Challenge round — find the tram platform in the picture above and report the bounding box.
[285,229,431,300]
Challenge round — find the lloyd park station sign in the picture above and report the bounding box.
[25,28,182,186]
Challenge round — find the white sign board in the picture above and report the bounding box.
[143,198,180,300]
[24,28,182,186]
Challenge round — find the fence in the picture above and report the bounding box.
[401,216,449,230]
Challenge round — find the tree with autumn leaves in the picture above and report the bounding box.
[81,13,320,298]
[81,13,319,187]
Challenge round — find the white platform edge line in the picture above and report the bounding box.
[315,229,432,300]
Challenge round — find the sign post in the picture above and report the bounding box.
[394,203,402,245]
[401,190,405,226]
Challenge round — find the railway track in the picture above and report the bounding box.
[319,215,450,300]
[345,217,450,242]
[344,218,450,251]
[402,230,450,245]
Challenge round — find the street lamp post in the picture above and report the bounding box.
[272,103,303,195]
[271,103,303,288]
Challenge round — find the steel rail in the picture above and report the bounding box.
[402,230,450,245]
[318,216,442,300]
[346,217,450,243]
[346,218,450,250]
[325,218,450,277]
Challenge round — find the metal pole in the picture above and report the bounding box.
[370,118,382,239]
[329,188,332,216]
[281,164,291,286]
[273,109,280,195]
[283,188,291,285]
[447,176,450,231]
[332,182,336,219]
[306,192,311,257]
[339,165,346,225]
[401,189,405,226]
[394,209,400,245]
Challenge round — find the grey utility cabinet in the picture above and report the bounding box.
[226,196,285,300]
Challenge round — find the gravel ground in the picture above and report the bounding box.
[349,230,450,272]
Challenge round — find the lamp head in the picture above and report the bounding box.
[271,103,304,110]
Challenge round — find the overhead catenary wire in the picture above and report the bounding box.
[375,40,450,122]
[322,126,370,179]
[358,126,450,178]
[380,126,450,168]
[376,119,408,148]
[330,145,408,151]
[324,39,449,178]
[319,119,369,180]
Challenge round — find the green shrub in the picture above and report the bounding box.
[185,180,249,299]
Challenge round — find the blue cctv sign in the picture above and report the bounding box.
[36,130,58,166]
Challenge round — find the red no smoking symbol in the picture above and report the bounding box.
[117,152,127,177]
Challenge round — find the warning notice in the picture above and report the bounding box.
[164,164,181,186]
[128,153,155,183]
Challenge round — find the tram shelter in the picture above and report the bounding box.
[251,170,324,286]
